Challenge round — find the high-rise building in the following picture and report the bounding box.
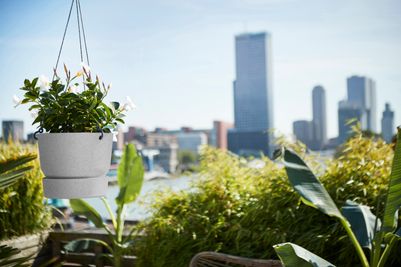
[347,75,377,132]
[2,120,24,142]
[293,120,314,148]
[228,32,274,156]
[312,85,327,150]
[338,100,365,144]
[381,103,394,143]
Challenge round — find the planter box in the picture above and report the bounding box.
[37,133,113,199]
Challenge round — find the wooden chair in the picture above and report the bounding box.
[189,251,282,267]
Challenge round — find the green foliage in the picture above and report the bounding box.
[18,66,127,133]
[134,131,400,267]
[274,128,401,267]
[68,144,144,267]
[0,154,36,190]
[178,150,197,165]
[0,142,52,240]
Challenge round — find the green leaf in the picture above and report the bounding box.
[0,154,36,174]
[116,144,144,206]
[382,127,401,233]
[0,166,33,190]
[274,242,336,267]
[342,200,379,249]
[281,148,343,219]
[70,199,104,228]
[110,102,120,111]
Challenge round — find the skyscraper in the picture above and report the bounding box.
[338,100,365,144]
[228,32,274,156]
[312,85,327,150]
[381,103,394,143]
[347,75,377,132]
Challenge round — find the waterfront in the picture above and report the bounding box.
[83,175,193,221]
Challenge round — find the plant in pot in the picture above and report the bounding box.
[15,65,135,198]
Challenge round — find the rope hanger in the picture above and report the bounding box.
[34,0,104,139]
[53,0,90,80]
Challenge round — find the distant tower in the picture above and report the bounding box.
[312,85,327,150]
[293,120,314,148]
[381,103,394,143]
[347,75,377,132]
[228,32,274,156]
[338,100,365,144]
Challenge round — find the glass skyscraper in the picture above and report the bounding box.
[228,32,274,156]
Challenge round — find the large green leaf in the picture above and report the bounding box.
[382,127,401,233]
[70,199,104,228]
[281,148,343,219]
[274,242,336,267]
[342,200,379,249]
[115,144,144,206]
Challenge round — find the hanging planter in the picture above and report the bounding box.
[14,0,135,198]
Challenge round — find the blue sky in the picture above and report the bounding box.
[1,0,400,138]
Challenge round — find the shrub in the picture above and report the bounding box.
[0,142,52,240]
[134,132,400,267]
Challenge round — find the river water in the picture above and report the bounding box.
[82,176,193,221]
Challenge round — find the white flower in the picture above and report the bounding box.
[68,84,79,93]
[30,110,39,119]
[80,62,91,73]
[12,95,22,107]
[122,96,136,111]
[38,75,50,91]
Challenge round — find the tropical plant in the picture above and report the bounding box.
[0,142,51,239]
[15,64,134,133]
[0,150,41,266]
[273,127,401,267]
[66,143,144,267]
[134,129,398,267]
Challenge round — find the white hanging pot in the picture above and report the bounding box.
[37,133,113,199]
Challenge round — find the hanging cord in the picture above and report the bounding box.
[76,0,84,63]
[53,0,75,81]
[77,0,90,65]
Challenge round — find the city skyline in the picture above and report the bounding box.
[1,0,400,138]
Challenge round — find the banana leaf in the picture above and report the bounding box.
[274,242,335,267]
[70,199,104,228]
[115,144,144,206]
[342,200,379,250]
[382,127,401,233]
[281,148,343,219]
